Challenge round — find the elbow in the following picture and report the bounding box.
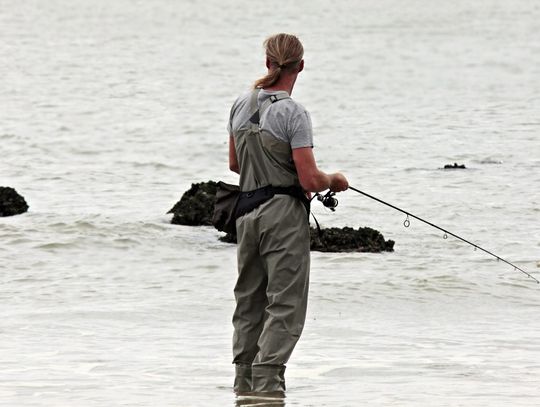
[229,163,240,174]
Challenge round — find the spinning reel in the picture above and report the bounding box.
[316,191,339,211]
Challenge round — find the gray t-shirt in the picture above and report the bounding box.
[227,89,313,149]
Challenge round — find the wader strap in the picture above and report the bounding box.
[246,89,260,126]
[249,88,261,113]
[310,212,322,237]
[235,185,309,220]
[249,92,290,125]
[272,185,310,214]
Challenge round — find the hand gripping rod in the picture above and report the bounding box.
[348,186,539,284]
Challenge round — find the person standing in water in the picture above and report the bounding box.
[227,33,349,397]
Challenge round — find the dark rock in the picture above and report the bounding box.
[444,162,466,169]
[167,181,218,226]
[219,232,237,244]
[0,187,29,217]
[310,226,394,253]
[170,180,394,253]
[219,226,394,253]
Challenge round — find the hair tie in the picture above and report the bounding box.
[278,64,286,69]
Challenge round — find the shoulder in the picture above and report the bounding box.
[282,98,309,115]
[263,91,310,118]
[230,90,252,112]
[280,99,311,127]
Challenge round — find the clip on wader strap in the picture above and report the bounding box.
[249,92,289,125]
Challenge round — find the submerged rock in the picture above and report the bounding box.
[170,180,394,253]
[478,158,502,165]
[167,181,218,226]
[443,162,466,169]
[0,187,29,217]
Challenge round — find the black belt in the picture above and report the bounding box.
[235,185,310,219]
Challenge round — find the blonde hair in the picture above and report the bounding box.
[254,33,304,89]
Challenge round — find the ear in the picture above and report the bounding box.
[298,59,304,73]
[265,57,271,69]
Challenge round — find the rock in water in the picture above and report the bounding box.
[310,226,394,253]
[220,226,394,253]
[168,181,218,225]
[169,180,395,253]
[0,187,29,217]
[443,162,466,169]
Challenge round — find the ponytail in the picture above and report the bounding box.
[254,66,282,89]
[253,33,304,89]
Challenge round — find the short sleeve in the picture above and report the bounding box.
[227,103,235,136]
[227,96,242,136]
[288,110,314,149]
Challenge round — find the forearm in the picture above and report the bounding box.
[293,147,348,193]
[301,170,331,193]
[301,171,346,193]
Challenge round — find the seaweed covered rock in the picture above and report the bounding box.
[219,226,394,253]
[443,162,466,169]
[0,187,29,217]
[310,226,394,253]
[168,181,218,225]
[169,180,395,253]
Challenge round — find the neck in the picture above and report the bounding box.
[263,73,297,95]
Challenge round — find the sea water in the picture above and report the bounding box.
[1,0,539,406]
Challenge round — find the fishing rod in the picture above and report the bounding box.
[316,187,539,284]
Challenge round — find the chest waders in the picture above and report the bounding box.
[232,89,311,394]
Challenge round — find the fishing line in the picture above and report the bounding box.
[348,186,539,284]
